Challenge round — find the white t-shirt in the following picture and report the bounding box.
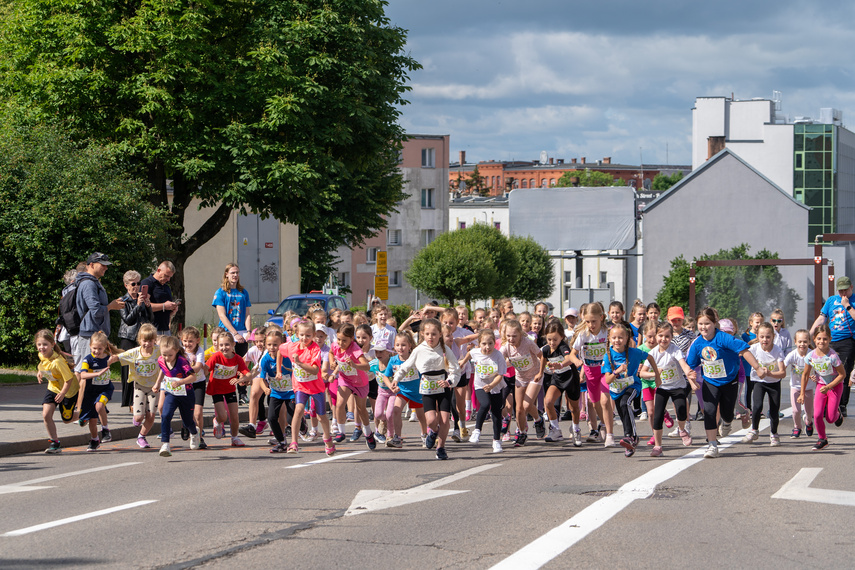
[371,323,397,351]
[748,344,784,384]
[469,348,507,394]
[784,350,816,391]
[572,329,609,367]
[244,345,263,370]
[186,345,207,383]
[804,349,842,386]
[647,344,687,391]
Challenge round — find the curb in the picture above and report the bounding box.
[0,411,251,457]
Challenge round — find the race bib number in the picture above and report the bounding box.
[702,359,727,379]
[293,366,311,383]
[135,361,158,378]
[212,364,238,380]
[420,376,445,395]
[91,373,110,386]
[610,375,633,393]
[474,361,498,379]
[584,342,606,364]
[164,378,187,396]
[660,365,677,382]
[269,373,292,392]
[337,358,356,376]
[510,355,535,371]
[547,356,569,374]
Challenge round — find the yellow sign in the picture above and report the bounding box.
[374,274,388,300]
[376,250,387,275]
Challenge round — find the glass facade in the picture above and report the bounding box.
[794,124,836,242]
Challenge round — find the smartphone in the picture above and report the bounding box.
[140,284,148,296]
[174,298,182,305]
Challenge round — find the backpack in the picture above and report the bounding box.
[57,274,98,336]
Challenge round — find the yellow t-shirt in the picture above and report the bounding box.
[38,351,79,398]
[204,346,217,361]
[117,345,161,388]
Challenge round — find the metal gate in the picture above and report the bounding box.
[237,214,280,304]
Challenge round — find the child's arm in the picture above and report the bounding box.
[602,372,616,385]
[352,354,371,372]
[799,363,813,402]
[739,349,765,379]
[152,370,163,392]
[768,360,787,380]
[455,332,478,346]
[292,352,320,375]
[826,362,847,391]
[569,347,584,369]
[645,354,661,388]
[638,363,656,379]
[458,351,472,369]
[79,367,110,380]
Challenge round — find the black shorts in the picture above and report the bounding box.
[544,368,581,401]
[422,389,453,413]
[456,373,470,388]
[192,380,207,406]
[368,379,378,400]
[43,390,76,422]
[212,392,238,405]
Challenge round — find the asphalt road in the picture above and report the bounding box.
[1,411,854,569]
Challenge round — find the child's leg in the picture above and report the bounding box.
[543,386,560,421]
[751,381,765,431]
[354,395,372,434]
[645,394,655,434]
[193,383,206,432]
[291,402,306,445]
[454,385,467,430]
[374,390,390,424]
[805,390,815,425]
[142,390,157,436]
[523,382,541,421]
[436,404,451,446]
[213,400,228,425]
[616,390,636,439]
[599,391,614,435]
[248,379,263,425]
[176,394,198,435]
[814,388,828,439]
[132,385,146,427]
[514,385,528,432]
[383,393,397,438]
[652,389,668,447]
[474,388,492,431]
[826,384,844,424]
[160,393,178,442]
[791,387,803,430]
[768,382,782,434]
[227,402,240,437]
[95,398,109,428]
[392,397,406,436]
[489,391,504,440]
[42,403,58,440]
[416,407,428,435]
[268,397,285,443]
[335,385,351,427]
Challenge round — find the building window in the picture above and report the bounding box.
[387,229,401,246]
[337,272,350,288]
[564,285,573,300]
[550,179,556,187]
[421,229,436,246]
[564,271,572,284]
[458,221,466,229]
[421,148,435,168]
[530,178,535,187]
[494,221,501,230]
[389,270,402,287]
[366,247,379,263]
[521,179,527,188]
[600,271,608,286]
[421,188,435,208]
[541,179,547,188]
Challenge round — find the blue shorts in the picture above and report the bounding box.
[80,381,114,421]
[295,391,325,413]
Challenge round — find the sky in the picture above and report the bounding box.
[385,0,855,166]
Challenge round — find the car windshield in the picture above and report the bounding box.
[272,298,322,317]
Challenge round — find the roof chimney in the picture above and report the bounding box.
[571,158,577,164]
[707,136,725,160]
[603,157,611,164]
[459,150,466,165]
[557,159,564,164]
[549,158,554,165]
[580,157,586,164]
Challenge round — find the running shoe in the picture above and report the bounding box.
[573,428,583,447]
[741,413,751,429]
[667,427,680,439]
[231,437,245,447]
[603,434,616,448]
[835,413,844,427]
[239,394,249,405]
[137,435,150,449]
[806,423,814,437]
[190,432,201,450]
[307,429,318,442]
[181,426,190,441]
[268,438,279,446]
[409,411,419,422]
[791,427,802,439]
[390,435,403,448]
[703,443,720,458]
[238,424,257,439]
[719,422,732,438]
[256,420,267,434]
[500,416,511,435]
[300,420,308,437]
[647,436,656,446]
[598,423,607,441]
[213,423,225,439]
[695,410,704,421]
[87,439,100,452]
[377,420,387,436]
[374,432,387,445]
[812,438,829,451]
[350,427,363,442]
[435,447,448,460]
[286,442,299,453]
[465,411,472,421]
[514,431,527,447]
[159,443,171,457]
[366,432,377,451]
[421,434,427,448]
[198,437,208,450]
[100,428,112,443]
[424,429,437,450]
[679,429,692,446]
[501,432,511,442]
[620,436,636,453]
[544,427,563,442]
[741,429,759,443]
[334,432,346,443]
[451,429,461,442]
[346,412,355,422]
[650,446,663,457]
[45,440,61,454]
[561,410,574,421]
[492,440,503,453]
[469,428,481,443]
[270,443,287,453]
[639,411,648,421]
[132,417,141,427]
[534,419,546,439]
[368,408,374,421]
[770,434,781,447]
[663,411,674,429]
[586,429,600,443]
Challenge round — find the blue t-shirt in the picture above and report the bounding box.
[821,295,855,342]
[259,352,294,400]
[601,346,645,399]
[212,287,252,332]
[384,355,422,403]
[686,330,750,386]
[740,332,756,377]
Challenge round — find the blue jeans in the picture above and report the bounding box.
[161,391,197,443]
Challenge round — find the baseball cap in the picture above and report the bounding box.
[314,323,327,334]
[837,276,852,291]
[667,306,685,322]
[86,252,112,266]
[373,340,390,352]
[719,319,735,333]
[564,308,579,318]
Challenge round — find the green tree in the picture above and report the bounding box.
[466,165,489,196]
[651,171,684,191]
[0,120,175,364]
[508,236,554,303]
[406,224,519,305]
[557,169,619,187]
[0,0,419,310]
[655,244,801,326]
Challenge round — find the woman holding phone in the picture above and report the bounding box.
[118,270,154,408]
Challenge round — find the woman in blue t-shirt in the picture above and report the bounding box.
[687,308,764,459]
[212,263,252,357]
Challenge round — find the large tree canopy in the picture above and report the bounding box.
[0,0,419,309]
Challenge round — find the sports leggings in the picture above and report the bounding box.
[751,381,781,434]
[652,386,688,431]
[702,380,738,431]
[268,397,296,443]
[474,388,504,440]
[815,383,843,440]
[615,388,638,439]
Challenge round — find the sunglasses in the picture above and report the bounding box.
[771,319,783,324]
[127,282,140,286]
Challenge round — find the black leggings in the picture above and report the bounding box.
[615,388,638,439]
[475,388,504,440]
[422,389,453,413]
[751,381,782,434]
[268,397,296,443]
[702,380,738,431]
[653,386,688,430]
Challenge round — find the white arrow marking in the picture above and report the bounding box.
[345,463,501,516]
[0,462,141,496]
[772,468,855,506]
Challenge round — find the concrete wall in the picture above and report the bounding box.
[181,199,300,328]
[643,151,813,326]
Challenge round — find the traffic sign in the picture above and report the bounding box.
[374,274,388,300]
[376,251,387,275]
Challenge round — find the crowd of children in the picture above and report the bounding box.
[35,294,855,460]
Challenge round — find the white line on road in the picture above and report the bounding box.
[772,468,855,506]
[2,500,157,537]
[285,451,368,469]
[491,411,782,570]
[0,462,141,496]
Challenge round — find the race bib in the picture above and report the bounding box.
[547,355,570,374]
[293,366,311,383]
[91,373,110,386]
[660,365,677,382]
[610,375,633,393]
[510,355,535,371]
[269,373,292,392]
[419,376,445,395]
[212,363,238,380]
[337,358,356,376]
[163,378,187,396]
[702,359,727,379]
[584,342,606,364]
[475,361,498,379]
[135,361,158,378]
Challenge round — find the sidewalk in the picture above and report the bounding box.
[0,382,248,457]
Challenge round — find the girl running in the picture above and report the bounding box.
[385,330,426,448]
[570,303,612,446]
[36,329,78,454]
[154,336,200,457]
[239,328,269,440]
[459,329,507,452]
[785,329,814,438]
[263,330,297,453]
[501,319,545,445]
[117,324,160,449]
[75,331,120,452]
[799,325,846,450]
[539,321,581,445]
[628,301,646,346]
[393,318,461,460]
[181,327,208,449]
[686,308,764,458]
[640,323,697,456]
[741,322,786,446]
[328,324,375,449]
[770,308,793,354]
[205,331,252,447]
[441,308,473,442]
[602,324,659,457]
[637,320,658,426]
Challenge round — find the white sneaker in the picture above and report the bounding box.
[190,432,200,450]
[573,428,583,447]
[719,422,732,438]
[159,443,171,457]
[741,429,759,444]
[408,411,418,422]
[451,429,461,442]
[544,426,563,442]
[469,428,481,443]
[685,420,692,435]
[703,443,720,458]
[604,433,616,448]
[668,427,680,439]
[492,440,503,453]
[770,434,781,447]
[639,411,648,420]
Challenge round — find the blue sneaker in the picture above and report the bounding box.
[334,432,346,443]
[374,432,387,444]
[346,412,355,422]
[435,446,448,460]
[424,429,437,450]
[350,427,363,442]
[366,432,376,451]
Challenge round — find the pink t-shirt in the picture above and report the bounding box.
[500,335,542,383]
[330,342,367,386]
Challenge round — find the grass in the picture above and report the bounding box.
[0,373,38,385]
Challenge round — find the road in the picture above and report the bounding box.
[1,411,853,569]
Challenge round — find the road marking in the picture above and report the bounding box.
[772,468,855,506]
[0,462,141,496]
[345,463,500,516]
[2,500,157,537]
[285,451,368,469]
[491,411,782,569]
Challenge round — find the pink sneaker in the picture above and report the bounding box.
[680,430,692,446]
[647,436,656,446]
[650,446,663,457]
[465,411,472,421]
[664,411,674,429]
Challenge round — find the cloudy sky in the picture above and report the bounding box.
[385,0,855,166]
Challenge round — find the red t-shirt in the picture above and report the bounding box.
[205,352,250,395]
[280,341,324,394]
